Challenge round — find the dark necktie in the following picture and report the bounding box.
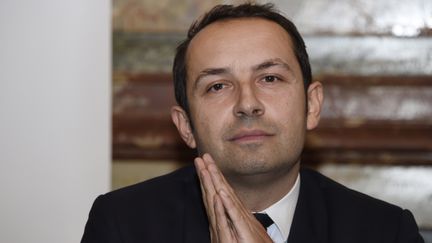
[253,213,274,228]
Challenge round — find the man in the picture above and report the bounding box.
[82,3,424,243]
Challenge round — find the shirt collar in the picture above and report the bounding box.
[260,173,300,240]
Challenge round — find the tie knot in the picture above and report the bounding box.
[253,213,274,228]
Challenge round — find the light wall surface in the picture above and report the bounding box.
[0,1,110,243]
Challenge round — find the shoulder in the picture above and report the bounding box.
[300,167,401,213]
[82,165,205,242]
[87,165,202,223]
[299,168,423,242]
[99,165,199,207]
[86,166,201,230]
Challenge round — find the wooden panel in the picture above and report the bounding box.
[113,73,432,164]
[306,37,432,76]
[113,0,219,32]
[113,0,432,36]
[113,73,193,160]
[309,75,432,164]
[279,0,432,36]
[113,34,432,75]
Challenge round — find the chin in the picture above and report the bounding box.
[223,157,283,176]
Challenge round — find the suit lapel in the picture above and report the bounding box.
[288,169,329,243]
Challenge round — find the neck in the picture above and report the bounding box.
[225,161,300,212]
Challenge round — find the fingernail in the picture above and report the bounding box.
[194,157,204,167]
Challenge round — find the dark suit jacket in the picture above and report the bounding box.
[81,166,424,243]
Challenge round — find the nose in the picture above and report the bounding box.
[233,84,265,118]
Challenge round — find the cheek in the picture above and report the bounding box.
[274,101,307,147]
[192,104,226,140]
[266,88,306,118]
[276,108,306,137]
[193,96,233,123]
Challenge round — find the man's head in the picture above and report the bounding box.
[171,3,323,182]
[173,3,312,116]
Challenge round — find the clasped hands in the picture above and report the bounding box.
[195,153,273,243]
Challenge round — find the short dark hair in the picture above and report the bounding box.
[172,3,312,115]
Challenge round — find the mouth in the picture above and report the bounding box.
[227,129,274,143]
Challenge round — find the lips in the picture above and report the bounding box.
[228,129,273,142]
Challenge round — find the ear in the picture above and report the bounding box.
[306,81,324,130]
[171,106,196,148]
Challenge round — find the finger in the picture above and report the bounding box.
[194,158,209,208]
[202,154,255,232]
[203,154,243,208]
[195,157,217,198]
[194,156,205,174]
[219,190,272,242]
[203,155,272,242]
[202,154,232,193]
[214,194,234,242]
[195,157,220,233]
[219,189,244,227]
[201,154,245,242]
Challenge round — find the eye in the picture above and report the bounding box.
[263,75,280,83]
[207,83,225,92]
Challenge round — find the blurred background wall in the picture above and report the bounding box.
[0,1,110,242]
[111,0,432,239]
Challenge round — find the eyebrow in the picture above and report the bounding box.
[252,58,293,73]
[193,67,231,89]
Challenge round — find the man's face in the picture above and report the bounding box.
[172,18,321,179]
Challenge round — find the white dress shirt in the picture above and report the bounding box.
[257,173,300,243]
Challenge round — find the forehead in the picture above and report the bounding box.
[185,17,299,77]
